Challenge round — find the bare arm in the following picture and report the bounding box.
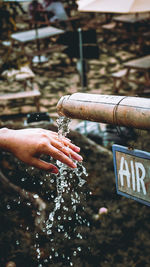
[0,128,83,173]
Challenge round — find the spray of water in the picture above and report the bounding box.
[40,116,90,266]
[8,116,90,266]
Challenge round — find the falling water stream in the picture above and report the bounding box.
[36,116,91,266]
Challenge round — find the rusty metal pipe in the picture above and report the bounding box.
[57,93,150,130]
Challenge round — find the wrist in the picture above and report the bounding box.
[0,128,15,152]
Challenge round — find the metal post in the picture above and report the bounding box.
[78,28,84,91]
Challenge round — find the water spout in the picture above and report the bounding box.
[57,93,150,130]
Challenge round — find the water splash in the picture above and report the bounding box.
[43,116,90,265]
[45,160,88,234]
[57,116,71,137]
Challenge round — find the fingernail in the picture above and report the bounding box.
[51,168,59,174]
[72,162,77,168]
[77,155,83,161]
[74,146,80,152]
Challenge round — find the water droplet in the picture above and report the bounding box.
[72,205,76,212]
[16,240,19,245]
[77,233,83,239]
[64,232,68,238]
[35,233,39,238]
[73,251,77,256]
[63,206,68,211]
[33,194,39,199]
[55,252,58,257]
[47,230,52,235]
[36,248,41,259]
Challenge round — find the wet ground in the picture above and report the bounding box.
[0,9,150,267]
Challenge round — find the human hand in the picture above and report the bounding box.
[0,128,83,173]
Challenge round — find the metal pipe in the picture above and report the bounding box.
[57,93,150,130]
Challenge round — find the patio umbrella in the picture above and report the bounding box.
[78,0,150,13]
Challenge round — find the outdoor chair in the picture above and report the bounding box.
[0,66,41,113]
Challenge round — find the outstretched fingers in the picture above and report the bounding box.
[48,131,80,153]
[63,139,80,153]
[50,139,83,162]
[47,145,78,169]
